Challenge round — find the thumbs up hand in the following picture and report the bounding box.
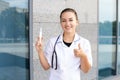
[74,43,85,58]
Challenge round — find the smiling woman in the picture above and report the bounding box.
[35,8,92,80]
[0,0,30,80]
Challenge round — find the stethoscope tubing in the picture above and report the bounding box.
[51,35,60,70]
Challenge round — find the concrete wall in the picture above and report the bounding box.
[33,0,98,80]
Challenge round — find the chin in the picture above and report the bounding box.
[65,31,73,34]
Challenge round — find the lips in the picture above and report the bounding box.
[65,26,72,30]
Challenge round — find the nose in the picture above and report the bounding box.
[65,21,70,26]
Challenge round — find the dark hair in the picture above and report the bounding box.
[60,8,78,21]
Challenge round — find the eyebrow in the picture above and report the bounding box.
[61,17,73,20]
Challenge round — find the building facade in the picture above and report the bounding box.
[0,0,120,80]
[0,0,9,13]
[98,0,120,80]
[0,0,30,80]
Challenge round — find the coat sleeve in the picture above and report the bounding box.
[84,40,93,66]
[44,39,54,66]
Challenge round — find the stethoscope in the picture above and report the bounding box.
[51,35,60,70]
[51,34,80,70]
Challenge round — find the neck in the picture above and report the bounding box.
[63,32,75,43]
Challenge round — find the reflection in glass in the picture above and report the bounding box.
[0,0,29,80]
[98,0,117,79]
[118,0,120,74]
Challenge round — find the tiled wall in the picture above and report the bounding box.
[33,0,98,80]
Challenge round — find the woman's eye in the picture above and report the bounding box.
[61,19,73,22]
[69,19,73,21]
[62,20,66,22]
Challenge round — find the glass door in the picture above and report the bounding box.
[98,0,117,79]
[0,0,30,80]
[118,0,120,74]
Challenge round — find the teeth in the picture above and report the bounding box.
[66,27,71,29]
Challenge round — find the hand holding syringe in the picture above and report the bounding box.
[35,27,43,55]
[39,27,42,43]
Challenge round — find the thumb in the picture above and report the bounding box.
[78,43,81,50]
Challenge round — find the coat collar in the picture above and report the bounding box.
[57,33,80,43]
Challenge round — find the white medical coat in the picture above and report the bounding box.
[44,33,92,80]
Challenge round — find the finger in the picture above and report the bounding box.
[35,41,39,47]
[36,37,41,45]
[35,37,39,44]
[78,43,81,50]
[74,49,77,53]
[74,49,77,55]
[38,36,43,43]
[74,49,79,57]
[36,37,41,44]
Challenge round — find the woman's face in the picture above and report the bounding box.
[60,12,78,34]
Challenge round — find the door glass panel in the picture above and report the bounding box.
[118,0,120,74]
[0,0,29,80]
[98,0,117,79]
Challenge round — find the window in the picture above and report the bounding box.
[0,0,30,80]
[98,0,120,79]
[118,0,120,74]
